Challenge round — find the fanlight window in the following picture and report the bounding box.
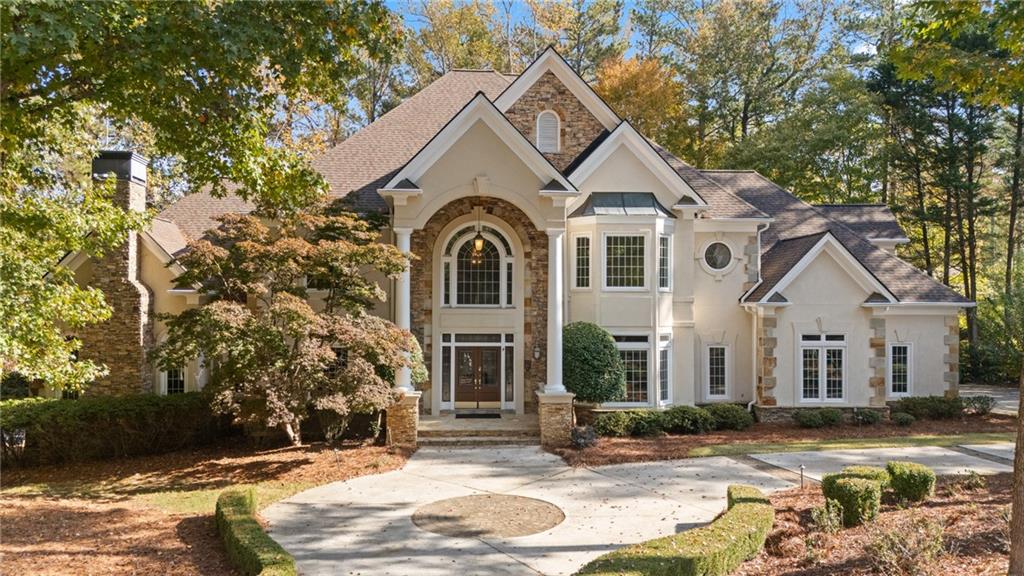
[536,110,560,153]
[442,225,515,308]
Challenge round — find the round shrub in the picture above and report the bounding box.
[794,410,824,428]
[829,477,881,527]
[886,461,936,502]
[964,395,997,415]
[593,411,634,437]
[891,395,963,420]
[661,405,714,435]
[819,408,843,426]
[629,411,665,436]
[852,409,882,426]
[840,465,891,489]
[562,322,626,404]
[705,403,754,431]
[891,412,916,426]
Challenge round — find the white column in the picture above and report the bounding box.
[395,227,414,392]
[545,228,566,393]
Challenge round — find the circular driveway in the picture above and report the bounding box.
[263,446,791,575]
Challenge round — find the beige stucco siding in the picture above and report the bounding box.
[882,314,954,399]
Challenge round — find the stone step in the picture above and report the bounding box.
[419,435,540,447]
[419,428,540,439]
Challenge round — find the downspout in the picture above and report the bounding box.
[745,221,771,412]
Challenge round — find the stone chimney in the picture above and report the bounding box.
[78,151,154,395]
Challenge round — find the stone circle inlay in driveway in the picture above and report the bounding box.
[413,494,565,538]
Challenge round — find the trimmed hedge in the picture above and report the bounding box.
[891,412,916,426]
[661,406,714,435]
[793,408,843,428]
[827,477,881,527]
[705,403,754,431]
[890,395,963,420]
[577,484,774,576]
[563,322,626,404]
[886,461,936,502]
[216,489,296,576]
[822,465,890,496]
[0,393,226,466]
[852,409,883,425]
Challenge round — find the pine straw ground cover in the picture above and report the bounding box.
[0,441,410,575]
[554,414,1015,466]
[735,473,1012,575]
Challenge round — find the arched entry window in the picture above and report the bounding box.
[441,224,515,308]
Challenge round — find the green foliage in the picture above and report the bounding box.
[726,484,770,507]
[811,499,844,535]
[577,485,774,576]
[562,322,625,404]
[892,412,916,426]
[891,396,964,420]
[660,405,714,435]
[216,488,296,576]
[0,393,223,466]
[821,465,890,499]
[628,411,665,437]
[794,408,843,428]
[868,515,944,576]
[592,411,636,437]
[705,403,754,431]
[963,395,998,415]
[886,461,936,503]
[826,477,881,527]
[853,409,884,426]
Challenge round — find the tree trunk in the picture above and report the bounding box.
[283,420,302,446]
[1007,101,1023,295]
[914,161,933,275]
[1010,366,1024,575]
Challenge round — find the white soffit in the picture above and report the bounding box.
[493,47,619,131]
[381,92,575,194]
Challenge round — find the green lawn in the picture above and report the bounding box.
[688,431,1015,457]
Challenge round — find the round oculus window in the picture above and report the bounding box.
[704,242,732,270]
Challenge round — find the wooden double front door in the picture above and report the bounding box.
[455,346,501,408]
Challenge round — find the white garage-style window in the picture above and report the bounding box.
[603,233,646,290]
[705,344,729,400]
[799,334,846,402]
[161,367,186,395]
[574,234,591,289]
[536,110,560,153]
[888,342,912,397]
[613,335,650,404]
[441,224,515,308]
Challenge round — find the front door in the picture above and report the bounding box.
[455,347,501,408]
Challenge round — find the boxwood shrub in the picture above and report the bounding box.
[628,411,665,437]
[661,406,714,435]
[793,408,843,428]
[0,393,226,466]
[563,322,626,404]
[852,409,883,425]
[822,466,890,496]
[593,411,636,437]
[827,477,881,527]
[705,403,754,431]
[216,488,296,576]
[577,484,774,576]
[886,461,936,502]
[890,395,963,420]
[891,412,916,426]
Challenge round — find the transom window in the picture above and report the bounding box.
[800,333,845,402]
[574,235,591,289]
[888,343,912,397]
[706,345,728,399]
[441,224,515,308]
[604,234,646,289]
[162,367,185,395]
[614,335,650,403]
[536,110,560,153]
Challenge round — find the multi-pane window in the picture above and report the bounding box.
[605,235,645,289]
[442,225,515,308]
[456,240,501,305]
[658,235,671,290]
[707,346,727,398]
[614,335,650,403]
[575,236,590,288]
[658,341,671,403]
[800,334,845,401]
[889,343,911,396]
[164,367,185,395]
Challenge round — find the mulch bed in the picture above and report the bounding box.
[553,414,1016,467]
[736,473,1012,575]
[0,440,411,575]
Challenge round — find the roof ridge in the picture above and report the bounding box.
[815,203,889,207]
[698,168,757,173]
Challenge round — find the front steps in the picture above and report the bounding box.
[418,414,541,447]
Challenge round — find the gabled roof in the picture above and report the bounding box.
[653,147,770,220]
[569,192,675,218]
[381,92,575,194]
[814,204,908,241]
[701,170,970,305]
[567,122,705,207]
[157,184,255,240]
[493,47,619,130]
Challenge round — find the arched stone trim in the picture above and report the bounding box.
[408,182,549,231]
[411,196,548,414]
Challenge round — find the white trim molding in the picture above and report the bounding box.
[887,341,913,398]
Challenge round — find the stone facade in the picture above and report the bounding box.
[754,404,890,424]
[78,174,154,395]
[504,71,607,172]
[756,314,778,405]
[410,196,548,413]
[388,391,421,447]
[943,315,960,397]
[537,392,574,447]
[868,315,887,406]
[742,235,760,292]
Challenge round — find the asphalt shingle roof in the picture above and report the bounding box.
[814,204,907,240]
[652,147,770,220]
[699,170,969,304]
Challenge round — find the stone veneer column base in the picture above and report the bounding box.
[537,392,574,448]
[388,391,421,448]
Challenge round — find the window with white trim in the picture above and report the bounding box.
[658,334,672,403]
[574,235,590,289]
[440,225,515,308]
[162,367,185,395]
[658,235,671,290]
[705,345,728,399]
[536,110,560,153]
[614,335,650,403]
[604,234,646,289]
[800,334,845,401]
[888,343,912,397]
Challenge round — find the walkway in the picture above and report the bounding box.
[263,446,791,575]
[961,383,1020,415]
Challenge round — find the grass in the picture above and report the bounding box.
[140,482,312,515]
[688,431,1015,457]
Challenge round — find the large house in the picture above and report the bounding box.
[70,48,971,446]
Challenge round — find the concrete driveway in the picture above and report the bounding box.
[961,383,1019,415]
[263,446,792,576]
